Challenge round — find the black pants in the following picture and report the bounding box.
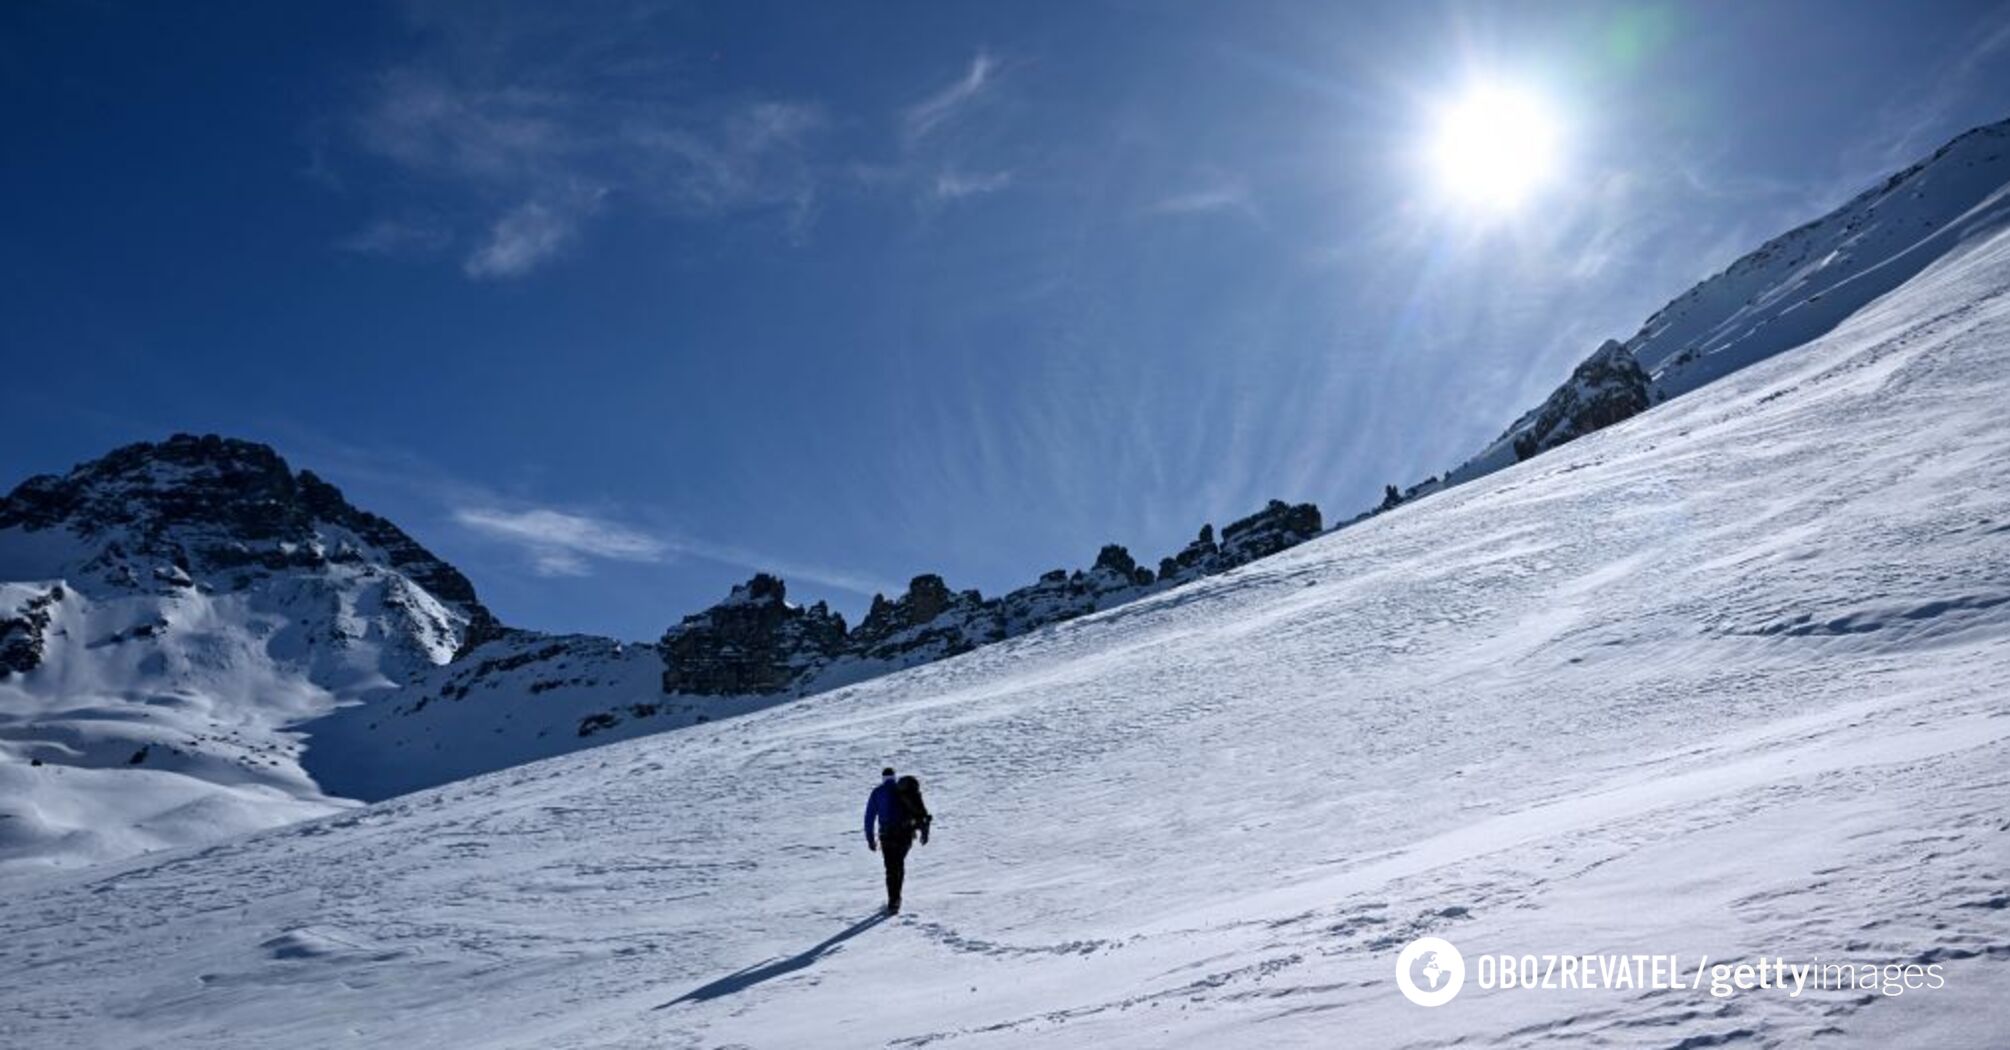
[880,833,914,907]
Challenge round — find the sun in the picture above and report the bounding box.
[1427,83,1562,211]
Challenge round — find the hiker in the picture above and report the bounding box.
[863,767,931,914]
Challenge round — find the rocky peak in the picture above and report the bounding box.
[851,574,995,659]
[1158,524,1221,583]
[0,433,504,655]
[1091,543,1153,585]
[1219,500,1324,564]
[857,574,962,636]
[1509,340,1651,463]
[659,573,850,695]
[0,434,300,539]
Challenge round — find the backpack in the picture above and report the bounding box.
[891,775,930,836]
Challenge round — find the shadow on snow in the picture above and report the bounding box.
[655,912,889,1009]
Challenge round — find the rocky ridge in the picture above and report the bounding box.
[652,499,1324,701]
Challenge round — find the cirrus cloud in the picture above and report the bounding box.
[341,6,826,279]
[453,506,667,577]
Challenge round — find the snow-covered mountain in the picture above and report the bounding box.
[0,434,1326,862]
[1449,116,2010,484]
[332,500,1325,800]
[0,435,517,870]
[7,169,2009,1048]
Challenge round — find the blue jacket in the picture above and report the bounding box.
[863,777,901,843]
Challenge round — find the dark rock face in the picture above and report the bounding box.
[0,585,62,677]
[1158,524,1221,583]
[851,574,997,663]
[662,499,1325,698]
[659,574,850,695]
[0,433,504,656]
[1219,500,1324,565]
[1509,340,1652,462]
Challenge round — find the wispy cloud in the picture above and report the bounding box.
[454,506,667,577]
[616,99,825,237]
[1144,177,1262,223]
[873,49,1021,210]
[335,216,453,256]
[462,192,603,278]
[337,6,826,278]
[904,51,997,143]
[933,168,1013,200]
[447,498,896,595]
[329,10,1018,267]
[270,408,900,595]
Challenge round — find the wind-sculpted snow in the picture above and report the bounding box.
[5,213,2009,1048]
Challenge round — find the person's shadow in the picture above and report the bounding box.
[654,912,889,1010]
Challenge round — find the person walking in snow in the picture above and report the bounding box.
[864,767,931,914]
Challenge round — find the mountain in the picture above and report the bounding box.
[0,434,1326,857]
[327,499,1324,800]
[7,176,2008,1048]
[1446,116,2010,485]
[663,499,1322,697]
[0,434,511,870]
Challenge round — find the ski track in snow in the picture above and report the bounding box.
[7,196,2010,1050]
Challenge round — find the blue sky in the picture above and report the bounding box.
[4,1,2009,640]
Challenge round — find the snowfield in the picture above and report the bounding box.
[4,193,2009,1048]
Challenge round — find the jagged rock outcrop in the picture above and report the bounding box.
[658,573,850,695]
[0,585,62,676]
[993,544,1151,636]
[1219,500,1324,564]
[1158,524,1221,583]
[1507,340,1652,462]
[662,500,1325,698]
[0,433,504,657]
[851,574,999,663]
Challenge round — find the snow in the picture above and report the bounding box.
[0,508,492,873]
[3,206,2008,1047]
[1634,120,2010,399]
[1446,118,2010,489]
[304,633,709,801]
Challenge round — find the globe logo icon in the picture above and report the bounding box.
[1395,936,1466,1007]
[1411,951,1450,990]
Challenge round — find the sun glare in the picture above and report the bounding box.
[1428,84,1562,212]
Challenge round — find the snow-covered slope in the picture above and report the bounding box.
[8,204,2009,1048]
[306,631,725,802]
[0,429,1329,863]
[1637,118,2010,395]
[0,436,504,872]
[1451,116,2010,484]
[333,503,1325,802]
